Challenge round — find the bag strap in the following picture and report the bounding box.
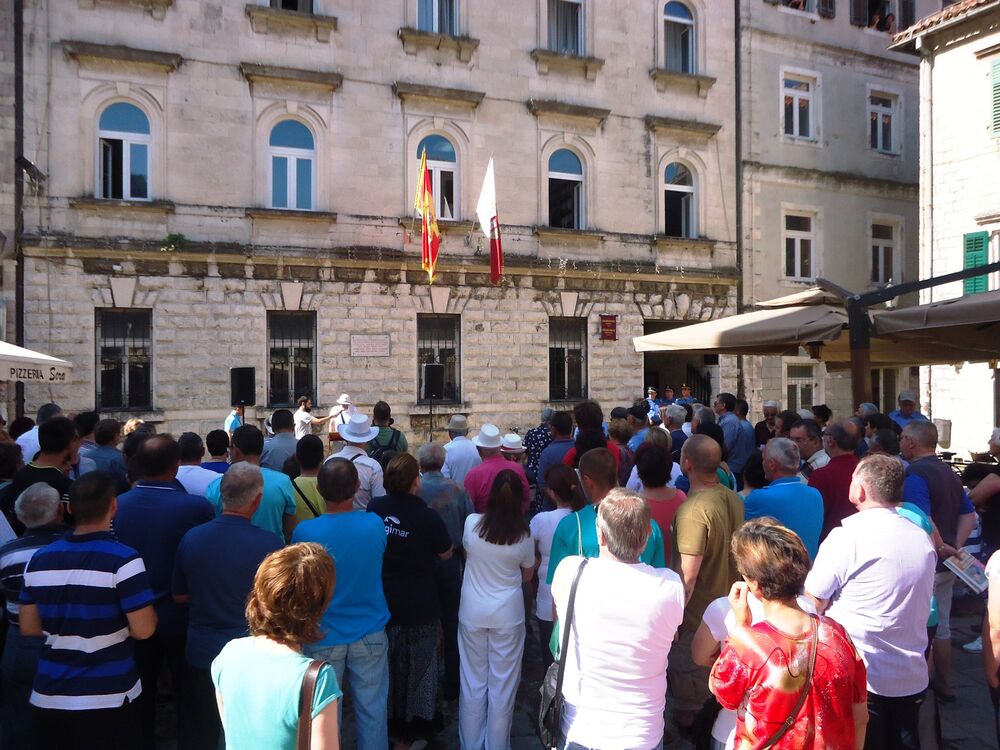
[388,428,402,450]
[575,512,583,556]
[760,616,819,750]
[554,558,589,706]
[292,479,322,519]
[297,659,324,750]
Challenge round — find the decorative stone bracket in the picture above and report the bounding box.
[649,68,716,97]
[397,28,480,63]
[529,49,605,81]
[245,5,338,43]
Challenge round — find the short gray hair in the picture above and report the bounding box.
[664,403,686,427]
[15,484,61,528]
[764,437,800,473]
[219,462,263,511]
[596,489,652,564]
[990,427,1000,445]
[417,442,446,472]
[857,402,879,417]
[693,406,716,425]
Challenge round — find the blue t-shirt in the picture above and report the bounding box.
[21,531,155,710]
[201,461,230,474]
[292,512,390,646]
[744,476,824,560]
[115,481,215,636]
[0,525,69,626]
[224,412,243,433]
[896,502,939,627]
[212,637,341,750]
[206,466,297,540]
[173,515,284,668]
[628,428,650,453]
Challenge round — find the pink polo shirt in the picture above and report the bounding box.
[463,454,531,514]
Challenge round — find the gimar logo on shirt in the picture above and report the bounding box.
[384,516,410,538]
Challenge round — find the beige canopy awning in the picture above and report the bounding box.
[0,341,73,383]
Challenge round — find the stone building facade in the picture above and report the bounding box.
[893,0,1000,457]
[14,0,740,437]
[740,0,936,417]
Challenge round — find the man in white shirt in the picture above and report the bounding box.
[175,432,223,497]
[326,414,385,511]
[294,396,331,440]
[805,453,936,750]
[16,403,62,463]
[442,415,481,486]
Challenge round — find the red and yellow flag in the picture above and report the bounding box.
[413,149,441,284]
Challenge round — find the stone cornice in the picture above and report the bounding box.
[397,27,480,63]
[527,99,611,126]
[398,218,476,235]
[645,115,721,140]
[245,207,338,223]
[61,40,182,72]
[744,161,919,195]
[393,82,485,109]
[529,49,605,81]
[69,197,175,214]
[975,209,1000,226]
[77,0,173,21]
[244,5,338,43]
[533,226,604,245]
[239,63,343,92]
[649,68,716,97]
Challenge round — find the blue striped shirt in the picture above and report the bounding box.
[0,525,69,626]
[20,531,155,710]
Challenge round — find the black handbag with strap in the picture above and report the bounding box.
[538,558,588,749]
[296,659,325,750]
[760,616,820,749]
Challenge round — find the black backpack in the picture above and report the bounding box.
[369,428,402,469]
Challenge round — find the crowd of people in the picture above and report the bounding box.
[0,389,997,750]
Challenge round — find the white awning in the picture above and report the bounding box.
[0,341,73,383]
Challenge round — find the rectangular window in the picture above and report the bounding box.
[267,312,316,407]
[549,317,587,401]
[417,314,461,402]
[992,59,1000,138]
[870,367,898,412]
[270,154,313,211]
[870,222,897,285]
[548,0,582,55]
[783,212,815,280]
[99,139,148,201]
[963,231,990,295]
[96,310,152,410]
[783,75,815,140]
[417,0,456,34]
[786,363,815,412]
[271,0,312,11]
[868,92,897,153]
[781,0,816,11]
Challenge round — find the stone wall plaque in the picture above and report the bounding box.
[350,334,391,357]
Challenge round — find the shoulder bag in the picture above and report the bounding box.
[760,616,820,750]
[538,558,588,749]
[297,659,325,750]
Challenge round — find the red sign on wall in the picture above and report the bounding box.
[599,315,617,341]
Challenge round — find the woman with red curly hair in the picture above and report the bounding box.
[211,542,342,750]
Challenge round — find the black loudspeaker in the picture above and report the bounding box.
[230,367,256,407]
[423,363,445,400]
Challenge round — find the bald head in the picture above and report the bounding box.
[681,434,721,476]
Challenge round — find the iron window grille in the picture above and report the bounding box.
[549,317,587,401]
[268,312,317,407]
[96,309,152,410]
[417,314,461,403]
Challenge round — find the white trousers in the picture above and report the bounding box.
[457,622,525,750]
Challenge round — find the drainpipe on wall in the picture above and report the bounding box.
[916,35,933,419]
[13,0,24,419]
[734,0,745,400]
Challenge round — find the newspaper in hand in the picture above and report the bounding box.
[944,551,989,594]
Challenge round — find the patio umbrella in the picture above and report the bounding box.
[0,341,73,383]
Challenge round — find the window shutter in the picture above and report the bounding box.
[963,231,990,295]
[849,0,867,26]
[992,60,1000,138]
[899,0,915,29]
[818,0,835,19]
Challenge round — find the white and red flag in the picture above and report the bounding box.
[476,157,503,285]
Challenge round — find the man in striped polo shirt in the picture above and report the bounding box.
[19,471,157,749]
[0,484,69,748]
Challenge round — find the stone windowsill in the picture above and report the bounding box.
[410,401,470,415]
[246,207,338,223]
[534,226,604,245]
[245,5,338,43]
[77,0,173,21]
[529,49,605,81]
[527,99,611,127]
[649,68,716,97]
[70,197,175,215]
[397,28,480,63]
[393,81,485,109]
[653,235,717,252]
[62,40,182,72]
[975,209,1000,226]
[645,115,721,140]
[96,409,165,421]
[400,218,476,235]
[239,63,343,92]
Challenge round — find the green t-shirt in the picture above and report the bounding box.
[545,503,667,586]
[212,637,341,750]
[368,426,408,457]
[292,476,325,523]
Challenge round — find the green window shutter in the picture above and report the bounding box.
[992,60,1000,138]
[963,231,990,295]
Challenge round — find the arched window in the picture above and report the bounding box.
[269,120,315,210]
[416,135,457,220]
[663,2,695,74]
[664,162,695,238]
[97,102,151,201]
[548,149,583,229]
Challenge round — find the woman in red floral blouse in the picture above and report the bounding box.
[709,519,868,750]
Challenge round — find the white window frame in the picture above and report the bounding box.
[663,162,696,238]
[547,150,585,229]
[779,0,817,14]
[783,360,821,413]
[782,208,817,281]
[416,136,459,222]
[663,2,695,75]
[267,122,316,211]
[867,86,901,156]
[96,105,152,202]
[417,0,457,34]
[548,0,584,56]
[869,217,901,286]
[781,68,819,143]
